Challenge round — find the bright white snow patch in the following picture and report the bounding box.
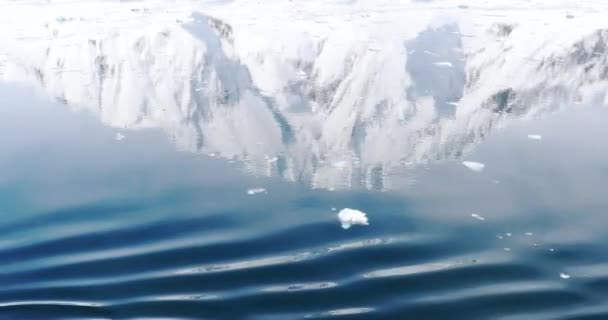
[337,208,369,229]
[462,161,485,172]
[115,133,125,141]
[471,213,485,221]
[527,134,543,140]
[560,272,571,279]
[247,187,267,195]
[433,61,454,68]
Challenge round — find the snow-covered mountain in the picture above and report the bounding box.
[2,0,608,190]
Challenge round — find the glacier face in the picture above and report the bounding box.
[1,0,608,190]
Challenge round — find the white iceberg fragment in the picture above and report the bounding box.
[337,208,369,229]
[560,272,571,279]
[433,61,454,68]
[527,134,542,140]
[423,50,440,57]
[462,161,485,172]
[115,133,125,141]
[506,233,512,237]
[247,187,267,195]
[471,213,485,221]
[525,232,533,236]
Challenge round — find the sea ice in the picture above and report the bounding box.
[527,134,542,140]
[433,61,454,68]
[462,161,485,172]
[337,208,369,229]
[115,133,125,141]
[247,187,267,195]
[560,272,571,279]
[471,213,485,221]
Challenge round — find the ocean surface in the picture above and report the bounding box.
[1,84,608,320]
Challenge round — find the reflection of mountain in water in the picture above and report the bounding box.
[2,7,608,190]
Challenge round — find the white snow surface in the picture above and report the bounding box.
[337,208,369,229]
[1,0,608,190]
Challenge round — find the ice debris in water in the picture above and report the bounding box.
[115,133,125,141]
[331,207,337,211]
[525,232,534,236]
[504,248,511,252]
[527,134,542,140]
[471,213,485,221]
[337,208,369,229]
[496,235,504,240]
[247,188,267,195]
[560,272,571,279]
[506,233,512,237]
[433,61,454,68]
[462,161,485,172]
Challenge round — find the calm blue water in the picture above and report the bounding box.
[2,84,608,320]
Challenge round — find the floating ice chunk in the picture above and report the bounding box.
[332,160,349,169]
[337,208,369,229]
[423,50,440,57]
[506,233,512,237]
[462,161,485,172]
[560,272,571,279]
[115,133,125,141]
[527,134,542,140]
[331,207,337,211]
[267,157,279,163]
[496,235,504,240]
[471,213,485,221]
[433,61,453,68]
[446,101,460,107]
[504,248,511,252]
[247,188,267,195]
[549,248,555,252]
[525,232,533,236]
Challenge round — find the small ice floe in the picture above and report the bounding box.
[331,207,337,211]
[446,101,460,107]
[423,50,440,57]
[115,133,125,141]
[471,213,485,221]
[496,235,504,240]
[527,134,542,140]
[266,157,279,164]
[433,61,454,68]
[247,187,267,195]
[504,248,511,252]
[462,161,485,172]
[549,248,555,252]
[560,272,571,279]
[337,208,369,229]
[505,233,512,237]
[525,232,534,236]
